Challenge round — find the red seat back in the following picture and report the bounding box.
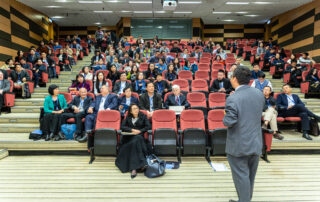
[178,70,193,80]
[225,58,236,64]
[59,92,72,104]
[302,71,309,81]
[152,110,177,133]
[95,110,121,130]
[191,79,208,92]
[208,93,226,108]
[212,63,224,71]
[187,57,197,64]
[172,79,189,92]
[25,69,33,80]
[139,63,149,72]
[202,53,211,58]
[226,53,234,58]
[199,58,211,64]
[163,92,173,103]
[198,63,210,71]
[187,92,206,107]
[208,109,227,130]
[180,109,205,131]
[195,70,209,80]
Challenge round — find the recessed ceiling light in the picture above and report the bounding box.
[54,0,71,2]
[134,11,152,13]
[93,11,113,13]
[106,0,119,2]
[95,22,101,24]
[212,12,232,14]
[52,16,64,18]
[121,10,132,13]
[78,1,102,3]
[245,14,259,17]
[179,1,202,4]
[128,1,152,3]
[226,2,249,5]
[173,11,192,14]
[154,11,166,13]
[223,19,235,22]
[253,2,272,4]
[235,11,248,14]
[44,5,62,8]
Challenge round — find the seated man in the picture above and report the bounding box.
[20,58,31,70]
[40,52,56,78]
[210,70,233,94]
[27,49,39,65]
[120,52,132,65]
[154,74,171,97]
[277,84,320,140]
[118,87,139,116]
[33,59,47,88]
[70,40,82,57]
[251,72,272,92]
[91,50,104,65]
[139,82,162,117]
[79,85,118,143]
[191,47,202,61]
[298,52,315,66]
[148,50,161,64]
[250,63,262,80]
[9,64,30,98]
[284,59,303,87]
[262,86,283,140]
[164,85,190,109]
[113,72,131,95]
[60,87,93,140]
[170,43,182,53]
[271,53,285,78]
[0,71,10,115]
[92,58,107,73]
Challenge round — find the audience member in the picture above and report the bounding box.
[284,59,302,87]
[139,82,162,117]
[113,72,131,95]
[251,72,272,91]
[306,68,320,92]
[133,72,146,95]
[9,64,30,97]
[164,85,189,109]
[118,87,139,116]
[251,63,262,80]
[0,71,10,115]
[210,70,233,94]
[69,74,91,92]
[81,66,93,81]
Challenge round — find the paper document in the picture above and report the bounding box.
[210,162,229,172]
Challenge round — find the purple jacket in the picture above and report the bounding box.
[69,81,91,92]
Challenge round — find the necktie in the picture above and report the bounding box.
[176,96,180,105]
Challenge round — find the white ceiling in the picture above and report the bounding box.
[18,0,314,26]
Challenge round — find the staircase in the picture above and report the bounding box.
[0,54,93,151]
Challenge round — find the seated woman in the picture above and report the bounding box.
[262,86,283,140]
[92,58,107,73]
[81,66,93,81]
[145,63,159,82]
[42,84,67,141]
[107,64,120,86]
[173,57,182,73]
[183,60,198,75]
[129,65,139,82]
[306,68,320,92]
[165,64,177,82]
[115,104,151,178]
[133,72,146,95]
[155,58,167,74]
[118,87,139,116]
[214,55,225,66]
[94,72,109,95]
[69,74,91,92]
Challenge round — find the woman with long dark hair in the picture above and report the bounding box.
[115,104,151,178]
[306,68,320,92]
[93,72,108,95]
[69,74,91,92]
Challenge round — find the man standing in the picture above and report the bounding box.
[223,66,265,202]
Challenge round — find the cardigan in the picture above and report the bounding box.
[43,94,68,114]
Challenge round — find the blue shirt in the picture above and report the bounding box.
[149,95,154,112]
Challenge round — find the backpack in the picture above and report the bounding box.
[61,124,77,140]
[64,64,72,71]
[309,118,319,136]
[24,82,31,98]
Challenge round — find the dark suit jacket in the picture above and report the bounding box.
[164,94,190,109]
[0,79,10,93]
[276,93,304,114]
[154,80,171,93]
[27,54,39,64]
[263,96,277,111]
[139,92,162,111]
[9,70,30,82]
[121,112,151,134]
[90,94,118,114]
[118,96,139,106]
[42,56,55,68]
[91,55,103,65]
[112,81,131,94]
[0,69,8,80]
[68,96,93,114]
[210,78,233,94]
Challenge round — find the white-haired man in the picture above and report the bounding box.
[164,85,190,109]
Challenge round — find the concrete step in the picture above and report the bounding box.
[34,87,69,93]
[0,113,39,123]
[14,98,44,106]
[0,123,39,133]
[11,106,41,113]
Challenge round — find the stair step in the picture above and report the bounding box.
[14,98,44,106]
[0,113,39,123]
[34,87,69,93]
[11,106,41,113]
[0,123,39,133]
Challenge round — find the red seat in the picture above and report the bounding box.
[172,79,189,92]
[198,63,210,71]
[225,57,236,64]
[180,109,207,155]
[4,80,15,108]
[178,70,193,80]
[211,70,219,80]
[187,57,198,64]
[242,46,252,60]
[139,63,149,72]
[163,92,173,103]
[226,53,234,58]
[212,63,224,71]
[95,70,109,77]
[92,110,121,162]
[208,93,226,108]
[208,109,226,130]
[59,92,72,104]
[195,70,209,81]
[199,58,211,64]
[151,110,178,158]
[202,53,211,58]
[187,92,207,108]
[191,79,208,93]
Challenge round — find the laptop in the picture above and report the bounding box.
[169,106,185,115]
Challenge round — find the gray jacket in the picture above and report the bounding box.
[0,79,10,93]
[223,85,265,157]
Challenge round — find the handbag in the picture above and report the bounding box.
[29,129,43,141]
[144,154,166,178]
[60,124,76,140]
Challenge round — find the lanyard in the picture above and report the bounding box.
[286,95,295,104]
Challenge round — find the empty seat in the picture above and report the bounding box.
[208,109,227,155]
[226,53,234,58]
[202,53,211,58]
[212,63,224,71]
[195,70,209,81]
[180,109,208,155]
[151,110,179,159]
[139,63,149,72]
[211,70,219,80]
[208,93,226,109]
[178,70,193,80]
[199,57,211,64]
[187,92,207,108]
[198,63,210,71]
[187,57,198,63]
[225,57,236,64]
[91,110,121,163]
[191,79,208,95]
[172,79,189,92]
[4,80,15,109]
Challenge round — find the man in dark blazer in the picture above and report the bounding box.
[27,49,39,64]
[118,87,139,116]
[210,70,233,94]
[154,74,171,96]
[91,50,104,65]
[60,88,93,140]
[223,66,265,202]
[79,85,118,143]
[139,82,162,117]
[9,64,30,97]
[0,71,11,115]
[277,84,320,140]
[113,72,131,95]
[164,84,190,109]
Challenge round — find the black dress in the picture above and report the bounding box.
[115,112,151,173]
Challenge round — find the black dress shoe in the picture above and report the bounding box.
[303,131,312,140]
[57,132,65,140]
[78,134,88,143]
[54,135,61,141]
[49,133,55,140]
[75,134,82,141]
[45,134,50,141]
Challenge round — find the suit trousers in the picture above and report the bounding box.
[42,113,63,135]
[84,113,97,132]
[262,107,278,131]
[0,93,3,111]
[60,112,86,134]
[227,154,260,202]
